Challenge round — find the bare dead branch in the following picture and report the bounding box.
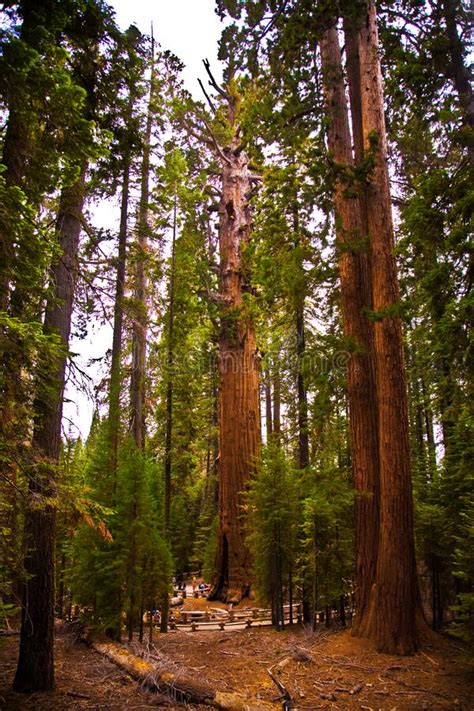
[198,78,217,113]
[203,58,229,100]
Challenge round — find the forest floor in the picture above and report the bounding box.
[1,599,473,711]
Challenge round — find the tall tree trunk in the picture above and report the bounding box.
[291,198,309,469]
[13,163,87,692]
[105,68,139,644]
[107,149,131,498]
[0,4,41,594]
[127,40,156,638]
[295,303,309,468]
[273,366,281,438]
[321,25,380,640]
[164,199,177,535]
[130,43,155,450]
[264,369,273,440]
[211,358,219,506]
[208,104,260,604]
[161,198,177,634]
[357,0,419,654]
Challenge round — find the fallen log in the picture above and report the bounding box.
[92,640,281,710]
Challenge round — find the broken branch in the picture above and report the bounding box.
[267,665,295,710]
[198,78,217,113]
[202,116,232,166]
[203,58,230,101]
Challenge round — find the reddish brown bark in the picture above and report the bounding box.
[320,26,380,640]
[208,105,260,604]
[357,0,419,655]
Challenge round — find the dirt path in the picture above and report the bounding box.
[1,623,473,710]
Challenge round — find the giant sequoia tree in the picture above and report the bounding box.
[356,0,420,654]
[205,76,260,604]
[320,24,380,641]
[320,6,421,654]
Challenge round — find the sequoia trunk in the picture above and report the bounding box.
[357,0,419,654]
[320,26,380,639]
[208,120,260,604]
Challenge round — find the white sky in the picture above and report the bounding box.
[64,0,224,440]
[111,0,224,96]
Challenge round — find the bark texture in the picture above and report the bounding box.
[208,120,260,604]
[14,165,87,692]
[358,1,419,654]
[320,26,380,640]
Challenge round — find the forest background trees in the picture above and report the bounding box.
[0,0,472,691]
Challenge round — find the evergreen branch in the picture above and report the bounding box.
[284,104,319,127]
[0,471,27,498]
[202,116,232,166]
[204,183,222,198]
[78,270,111,323]
[182,121,214,150]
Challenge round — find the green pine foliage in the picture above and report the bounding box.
[67,423,171,637]
[300,463,354,623]
[246,444,299,626]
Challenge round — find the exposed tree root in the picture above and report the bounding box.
[92,640,281,709]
